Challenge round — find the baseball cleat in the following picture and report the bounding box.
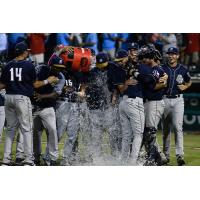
[15,158,25,166]
[50,160,57,166]
[42,157,51,166]
[22,161,36,166]
[0,161,15,166]
[60,159,71,166]
[177,156,186,166]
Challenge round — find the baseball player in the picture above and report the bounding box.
[32,56,65,166]
[162,47,192,166]
[84,52,122,164]
[56,66,84,166]
[0,42,59,166]
[112,49,145,165]
[138,46,168,165]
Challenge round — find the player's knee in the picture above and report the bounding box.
[47,125,57,136]
[173,124,183,134]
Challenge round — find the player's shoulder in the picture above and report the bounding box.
[178,63,188,71]
[139,63,149,69]
[35,63,49,75]
[160,63,168,69]
[19,59,34,66]
[6,60,14,66]
[90,67,101,75]
[155,65,165,73]
[138,63,151,73]
[2,61,13,71]
[107,61,118,72]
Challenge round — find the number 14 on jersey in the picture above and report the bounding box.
[10,68,22,81]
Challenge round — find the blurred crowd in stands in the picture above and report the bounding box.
[0,33,200,74]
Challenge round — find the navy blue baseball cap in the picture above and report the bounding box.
[96,52,109,68]
[166,47,179,54]
[15,42,30,56]
[49,55,66,68]
[127,42,139,50]
[115,49,128,61]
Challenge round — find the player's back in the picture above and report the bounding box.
[142,65,165,100]
[1,59,36,97]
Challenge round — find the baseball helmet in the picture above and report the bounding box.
[138,44,162,61]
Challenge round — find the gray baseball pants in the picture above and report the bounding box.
[144,100,165,152]
[33,107,59,162]
[0,106,5,143]
[162,95,184,158]
[56,101,80,162]
[105,105,122,157]
[3,94,34,164]
[119,96,144,164]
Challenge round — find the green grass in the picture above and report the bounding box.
[157,132,200,166]
[0,130,200,166]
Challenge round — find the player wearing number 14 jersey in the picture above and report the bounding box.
[0,42,36,165]
[0,42,58,166]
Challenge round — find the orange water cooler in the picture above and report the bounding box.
[59,47,92,72]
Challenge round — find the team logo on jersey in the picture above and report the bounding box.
[35,64,44,75]
[176,74,184,84]
[187,72,191,78]
[152,70,160,78]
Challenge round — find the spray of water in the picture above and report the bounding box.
[68,68,148,166]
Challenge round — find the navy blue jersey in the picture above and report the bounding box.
[113,63,143,98]
[0,59,36,97]
[107,61,118,92]
[59,71,81,102]
[162,63,191,95]
[143,65,166,100]
[34,64,65,108]
[136,64,153,84]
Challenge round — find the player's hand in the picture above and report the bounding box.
[47,76,59,84]
[64,86,73,93]
[76,91,86,98]
[62,46,74,53]
[129,68,140,79]
[177,84,186,91]
[159,73,168,83]
[125,78,138,86]
[34,93,42,102]
[57,46,74,56]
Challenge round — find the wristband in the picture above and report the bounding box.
[43,79,49,85]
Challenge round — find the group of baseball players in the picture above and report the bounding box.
[0,40,192,166]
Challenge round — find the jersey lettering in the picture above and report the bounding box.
[10,68,22,81]
[66,79,73,86]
